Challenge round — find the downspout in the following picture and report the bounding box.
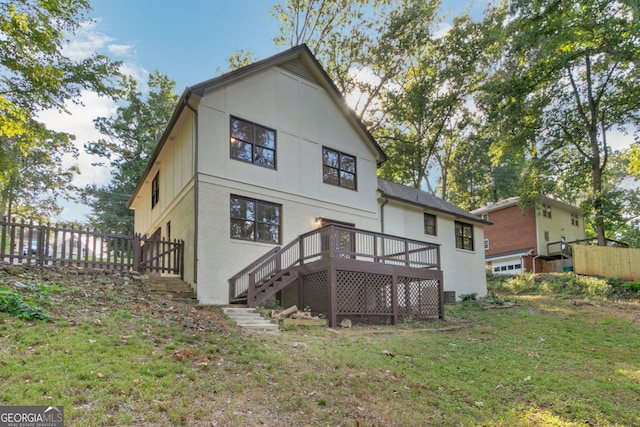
[532,254,541,274]
[184,91,198,284]
[379,191,389,234]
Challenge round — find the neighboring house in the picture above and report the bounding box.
[472,196,586,274]
[128,44,487,318]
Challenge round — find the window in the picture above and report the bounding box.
[481,213,489,221]
[455,221,474,251]
[424,213,436,236]
[230,116,276,169]
[542,203,552,218]
[544,231,550,242]
[484,239,490,250]
[230,196,281,244]
[571,213,579,227]
[322,147,357,190]
[151,172,160,208]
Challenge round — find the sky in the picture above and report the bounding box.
[37,0,635,223]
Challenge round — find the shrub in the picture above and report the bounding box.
[623,281,640,293]
[459,292,478,302]
[0,287,50,321]
[503,273,537,294]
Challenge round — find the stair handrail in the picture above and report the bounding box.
[228,246,280,301]
[247,236,302,303]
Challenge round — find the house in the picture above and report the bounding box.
[471,196,586,274]
[128,44,487,324]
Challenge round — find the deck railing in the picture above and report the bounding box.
[229,224,440,302]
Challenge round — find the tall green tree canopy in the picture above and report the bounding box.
[272,0,496,198]
[0,0,120,218]
[84,71,178,233]
[484,0,640,245]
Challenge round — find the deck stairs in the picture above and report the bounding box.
[230,267,299,307]
[221,307,279,332]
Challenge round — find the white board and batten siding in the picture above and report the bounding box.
[196,65,381,304]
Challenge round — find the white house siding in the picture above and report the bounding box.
[534,202,585,256]
[130,111,196,283]
[194,66,382,304]
[197,179,380,304]
[382,200,487,299]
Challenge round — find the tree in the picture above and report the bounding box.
[377,10,492,197]
[0,129,79,221]
[84,71,178,233]
[484,0,640,245]
[580,149,640,247]
[0,0,120,218]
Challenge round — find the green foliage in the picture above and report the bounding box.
[459,292,478,302]
[0,0,121,218]
[623,281,640,293]
[0,286,50,321]
[483,0,640,244]
[84,71,178,233]
[487,273,613,298]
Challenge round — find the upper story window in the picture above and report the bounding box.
[322,147,357,190]
[542,203,552,218]
[484,239,490,250]
[571,213,579,227]
[151,172,160,209]
[230,116,276,169]
[455,221,474,251]
[230,195,281,244]
[424,213,436,236]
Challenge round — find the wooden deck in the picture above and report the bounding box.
[229,224,444,327]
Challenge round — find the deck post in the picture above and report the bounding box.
[438,272,445,320]
[328,262,338,328]
[248,272,256,308]
[391,273,398,325]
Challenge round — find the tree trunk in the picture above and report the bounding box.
[590,129,607,246]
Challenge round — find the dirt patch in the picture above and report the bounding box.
[0,264,230,333]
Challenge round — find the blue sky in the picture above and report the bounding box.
[89,0,283,91]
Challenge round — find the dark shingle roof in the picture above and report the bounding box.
[377,178,488,225]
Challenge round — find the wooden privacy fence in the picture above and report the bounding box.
[572,245,640,281]
[0,218,184,278]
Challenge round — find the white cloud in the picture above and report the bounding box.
[36,20,149,223]
[108,43,135,57]
[62,20,114,61]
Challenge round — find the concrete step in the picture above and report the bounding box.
[221,307,279,332]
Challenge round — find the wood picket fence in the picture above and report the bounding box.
[0,217,183,278]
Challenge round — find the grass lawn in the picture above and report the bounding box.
[1,266,639,426]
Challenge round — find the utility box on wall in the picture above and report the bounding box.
[443,291,456,304]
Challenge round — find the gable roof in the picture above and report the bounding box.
[471,195,582,215]
[128,44,386,208]
[377,178,488,225]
